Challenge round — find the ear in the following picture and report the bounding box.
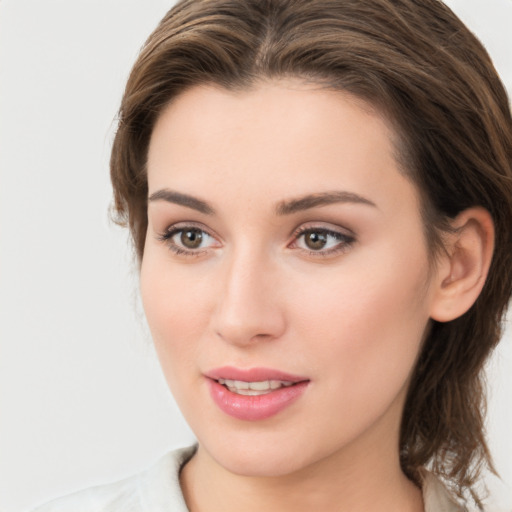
[429,207,494,322]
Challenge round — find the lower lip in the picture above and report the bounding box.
[206,379,309,421]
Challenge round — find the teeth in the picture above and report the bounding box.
[217,378,295,395]
[249,381,270,391]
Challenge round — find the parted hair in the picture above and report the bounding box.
[110,0,512,506]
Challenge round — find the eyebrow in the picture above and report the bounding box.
[148,189,377,216]
[275,191,377,215]
[148,189,215,215]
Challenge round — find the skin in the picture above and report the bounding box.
[140,81,490,512]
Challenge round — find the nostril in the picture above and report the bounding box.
[215,330,277,344]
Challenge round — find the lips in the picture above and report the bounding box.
[205,366,310,421]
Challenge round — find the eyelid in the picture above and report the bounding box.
[156,221,222,255]
[290,221,356,239]
[288,222,356,256]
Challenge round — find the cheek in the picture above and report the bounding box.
[289,249,431,392]
[140,252,214,376]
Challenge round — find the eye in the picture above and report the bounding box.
[291,226,355,256]
[177,228,207,249]
[157,224,220,255]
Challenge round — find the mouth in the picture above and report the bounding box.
[216,378,297,396]
[205,367,310,421]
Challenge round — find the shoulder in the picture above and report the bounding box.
[30,445,197,512]
[420,469,466,512]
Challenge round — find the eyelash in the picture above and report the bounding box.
[156,224,355,258]
[156,223,217,257]
[290,226,356,257]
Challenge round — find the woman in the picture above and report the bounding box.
[32,0,512,510]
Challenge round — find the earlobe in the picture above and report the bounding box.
[430,207,494,323]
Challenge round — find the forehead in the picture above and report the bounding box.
[146,81,418,217]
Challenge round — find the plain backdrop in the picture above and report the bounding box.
[0,1,511,511]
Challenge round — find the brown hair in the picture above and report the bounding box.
[110,0,512,506]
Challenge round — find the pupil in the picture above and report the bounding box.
[306,231,327,250]
[181,229,203,248]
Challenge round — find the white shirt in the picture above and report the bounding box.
[31,445,464,512]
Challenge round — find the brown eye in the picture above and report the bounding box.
[159,224,219,255]
[180,228,204,249]
[293,227,354,256]
[304,231,328,250]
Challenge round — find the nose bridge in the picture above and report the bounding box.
[213,242,285,345]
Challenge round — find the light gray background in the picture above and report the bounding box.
[0,1,511,511]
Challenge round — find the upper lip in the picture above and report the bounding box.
[204,366,309,383]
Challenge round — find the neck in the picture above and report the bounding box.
[180,397,424,512]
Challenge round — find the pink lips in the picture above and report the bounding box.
[205,366,310,421]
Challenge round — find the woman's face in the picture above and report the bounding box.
[141,81,440,477]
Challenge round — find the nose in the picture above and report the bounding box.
[212,247,286,346]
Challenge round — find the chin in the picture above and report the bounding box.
[197,428,335,478]
[213,448,309,478]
